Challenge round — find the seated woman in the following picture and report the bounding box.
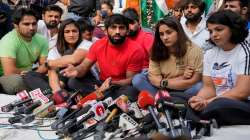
[188,10,250,126]
[132,17,203,96]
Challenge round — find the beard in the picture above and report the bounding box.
[185,12,202,22]
[45,21,58,29]
[108,34,126,45]
[127,29,138,37]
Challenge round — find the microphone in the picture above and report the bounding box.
[1,98,33,112]
[8,115,25,124]
[21,101,54,124]
[23,100,42,114]
[60,101,108,134]
[137,91,167,135]
[77,92,98,108]
[155,90,179,138]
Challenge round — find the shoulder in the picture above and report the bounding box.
[0,30,18,46]
[33,33,48,43]
[126,38,144,51]
[237,41,250,57]
[77,40,93,50]
[186,42,203,55]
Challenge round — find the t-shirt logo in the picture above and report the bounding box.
[211,62,235,96]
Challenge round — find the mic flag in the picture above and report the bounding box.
[137,90,155,109]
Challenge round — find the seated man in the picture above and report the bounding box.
[62,14,145,101]
[0,8,48,95]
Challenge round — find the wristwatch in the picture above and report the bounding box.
[160,79,168,88]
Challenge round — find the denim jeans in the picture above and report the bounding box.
[132,70,202,96]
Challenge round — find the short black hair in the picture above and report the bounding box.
[77,18,94,32]
[12,8,38,25]
[183,0,206,13]
[101,1,113,11]
[224,0,248,8]
[42,4,63,16]
[207,10,248,44]
[104,14,129,29]
[123,8,139,22]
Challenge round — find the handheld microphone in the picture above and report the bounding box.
[21,101,54,124]
[23,101,42,114]
[155,90,179,138]
[8,115,25,124]
[137,91,166,134]
[1,98,32,112]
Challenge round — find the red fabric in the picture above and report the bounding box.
[129,29,154,68]
[52,90,69,105]
[77,92,97,107]
[87,37,145,81]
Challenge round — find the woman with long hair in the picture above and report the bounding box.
[132,17,203,96]
[188,10,250,126]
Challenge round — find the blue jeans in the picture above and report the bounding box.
[132,71,202,96]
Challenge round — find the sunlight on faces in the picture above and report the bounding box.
[64,23,80,45]
[159,24,178,48]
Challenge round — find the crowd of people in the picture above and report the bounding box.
[0,0,250,130]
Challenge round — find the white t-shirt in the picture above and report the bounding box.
[37,20,58,50]
[203,41,250,96]
[48,39,96,60]
[181,17,210,50]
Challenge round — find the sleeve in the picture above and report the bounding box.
[127,47,145,72]
[47,47,61,60]
[187,45,203,73]
[39,37,49,57]
[86,42,98,62]
[0,35,17,59]
[148,59,162,76]
[77,40,93,51]
[236,44,250,75]
[203,50,213,76]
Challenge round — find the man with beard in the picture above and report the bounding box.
[61,14,145,101]
[0,8,48,94]
[37,5,63,50]
[122,8,154,69]
[181,0,209,50]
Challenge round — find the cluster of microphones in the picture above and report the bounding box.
[1,88,218,140]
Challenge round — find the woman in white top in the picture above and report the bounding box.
[48,19,83,99]
[189,10,250,126]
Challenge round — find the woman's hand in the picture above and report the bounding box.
[188,96,208,111]
[183,65,194,79]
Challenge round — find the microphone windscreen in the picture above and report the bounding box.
[137,90,155,109]
[77,92,97,107]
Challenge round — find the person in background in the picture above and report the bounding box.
[188,10,250,126]
[181,0,210,51]
[132,17,203,96]
[122,8,154,69]
[37,4,63,50]
[0,8,48,95]
[0,1,12,39]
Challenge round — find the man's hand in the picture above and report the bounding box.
[61,64,78,78]
[183,65,194,79]
[188,96,208,111]
[99,77,112,92]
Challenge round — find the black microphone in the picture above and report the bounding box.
[21,101,54,124]
[1,98,32,112]
[23,101,42,114]
[8,115,25,124]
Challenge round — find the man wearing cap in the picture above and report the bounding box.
[123,8,154,69]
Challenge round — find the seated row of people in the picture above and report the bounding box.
[0,6,250,127]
